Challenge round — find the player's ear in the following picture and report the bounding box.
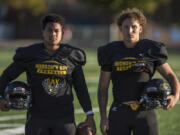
[42,30,45,38]
[139,25,143,33]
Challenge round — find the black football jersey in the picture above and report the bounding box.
[0,43,92,119]
[97,39,168,103]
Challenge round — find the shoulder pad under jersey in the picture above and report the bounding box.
[13,43,42,62]
[97,41,120,66]
[143,39,168,66]
[63,44,86,66]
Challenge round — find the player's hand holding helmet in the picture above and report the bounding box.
[76,122,93,135]
[0,96,10,111]
[140,78,171,111]
[4,81,31,110]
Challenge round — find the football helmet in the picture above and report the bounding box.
[4,81,31,110]
[76,122,92,135]
[140,78,171,110]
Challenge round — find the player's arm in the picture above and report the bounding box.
[0,48,25,111]
[152,42,179,109]
[70,48,94,115]
[70,48,96,134]
[72,66,96,135]
[72,66,93,115]
[97,45,112,135]
[98,70,111,135]
[98,71,111,118]
[0,62,25,111]
[157,63,180,109]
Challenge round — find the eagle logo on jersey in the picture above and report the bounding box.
[42,78,64,96]
[35,60,68,96]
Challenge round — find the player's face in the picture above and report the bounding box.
[43,22,63,46]
[120,18,142,44]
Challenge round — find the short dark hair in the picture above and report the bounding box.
[117,8,146,28]
[41,13,65,30]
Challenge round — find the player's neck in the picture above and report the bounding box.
[44,43,60,54]
[123,41,138,48]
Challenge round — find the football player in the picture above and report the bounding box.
[0,13,96,135]
[97,8,180,135]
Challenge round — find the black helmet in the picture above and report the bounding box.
[4,81,31,110]
[140,78,171,110]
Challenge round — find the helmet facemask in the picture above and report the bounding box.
[4,81,31,110]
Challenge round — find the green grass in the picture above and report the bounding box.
[0,47,180,135]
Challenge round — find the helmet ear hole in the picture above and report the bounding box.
[4,81,31,110]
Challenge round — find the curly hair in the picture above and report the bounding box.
[41,13,65,30]
[117,8,147,28]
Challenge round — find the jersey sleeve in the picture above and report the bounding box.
[13,48,27,66]
[97,46,112,71]
[151,43,168,67]
[0,48,25,96]
[69,48,86,66]
[72,66,93,113]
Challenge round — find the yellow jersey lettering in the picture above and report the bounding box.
[35,63,68,75]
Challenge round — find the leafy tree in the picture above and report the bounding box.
[0,0,48,16]
[78,0,171,16]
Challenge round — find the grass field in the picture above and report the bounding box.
[0,47,180,135]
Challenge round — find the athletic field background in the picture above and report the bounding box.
[0,46,180,135]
